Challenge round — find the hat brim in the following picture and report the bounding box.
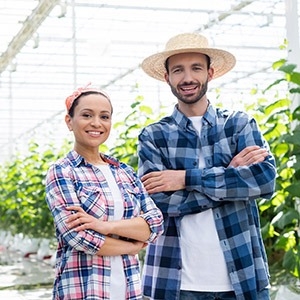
[141,48,236,81]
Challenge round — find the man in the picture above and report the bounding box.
[137,32,276,300]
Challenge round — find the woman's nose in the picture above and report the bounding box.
[91,118,101,127]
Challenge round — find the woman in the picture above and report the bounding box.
[45,84,164,300]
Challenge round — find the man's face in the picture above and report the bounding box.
[164,52,213,105]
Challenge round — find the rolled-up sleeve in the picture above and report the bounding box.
[131,172,164,243]
[46,164,105,254]
[139,196,164,243]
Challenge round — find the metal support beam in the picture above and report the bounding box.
[197,0,256,31]
[285,0,300,68]
[285,0,300,109]
[0,0,60,74]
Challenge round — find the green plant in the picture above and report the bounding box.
[101,95,166,170]
[247,59,300,281]
[0,140,71,239]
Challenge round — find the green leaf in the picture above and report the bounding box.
[273,143,290,157]
[264,99,290,116]
[272,59,287,70]
[273,209,300,229]
[290,72,300,85]
[290,87,300,94]
[274,232,296,251]
[293,106,300,120]
[283,248,299,276]
[139,105,153,114]
[263,78,286,93]
[279,64,297,74]
[285,131,300,146]
[285,182,300,196]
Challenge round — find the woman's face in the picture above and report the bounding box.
[65,93,112,152]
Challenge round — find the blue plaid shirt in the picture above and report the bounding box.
[138,104,276,300]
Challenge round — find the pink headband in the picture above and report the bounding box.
[65,83,110,112]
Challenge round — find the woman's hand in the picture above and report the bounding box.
[96,236,148,256]
[66,206,152,242]
[66,206,110,234]
[128,240,148,256]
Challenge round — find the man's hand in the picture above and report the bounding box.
[141,146,268,194]
[141,170,185,194]
[229,145,268,167]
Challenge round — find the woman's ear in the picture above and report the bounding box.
[65,114,73,131]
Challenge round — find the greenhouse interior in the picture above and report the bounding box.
[0,0,300,299]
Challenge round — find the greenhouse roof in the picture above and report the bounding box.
[1,0,300,162]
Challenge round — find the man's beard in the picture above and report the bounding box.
[170,79,208,105]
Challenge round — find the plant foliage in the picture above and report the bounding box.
[247,59,300,280]
[0,140,71,239]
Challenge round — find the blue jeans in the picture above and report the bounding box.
[179,289,270,299]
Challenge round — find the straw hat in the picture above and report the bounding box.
[141,33,236,81]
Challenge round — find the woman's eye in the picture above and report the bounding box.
[82,113,92,118]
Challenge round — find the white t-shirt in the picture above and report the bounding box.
[97,164,127,299]
[179,116,233,291]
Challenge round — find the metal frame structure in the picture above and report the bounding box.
[0,0,299,162]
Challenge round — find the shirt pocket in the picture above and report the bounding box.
[122,184,141,216]
[77,186,107,220]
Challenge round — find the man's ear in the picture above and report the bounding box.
[164,72,170,84]
[208,67,214,82]
[65,114,73,131]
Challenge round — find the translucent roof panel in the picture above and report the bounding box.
[1,0,300,162]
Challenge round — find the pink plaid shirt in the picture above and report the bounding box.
[46,150,164,300]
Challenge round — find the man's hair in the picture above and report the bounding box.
[164,54,211,74]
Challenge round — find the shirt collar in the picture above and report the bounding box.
[67,150,120,167]
[172,102,216,128]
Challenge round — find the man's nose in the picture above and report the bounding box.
[182,70,194,81]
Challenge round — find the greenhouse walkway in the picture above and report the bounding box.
[0,235,299,300]
[0,241,54,300]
